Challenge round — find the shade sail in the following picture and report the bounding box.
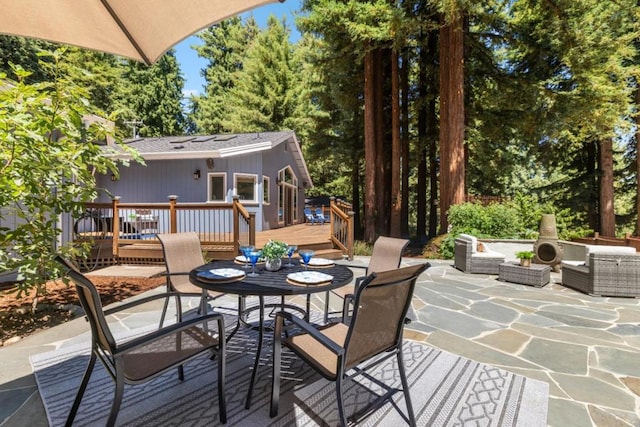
[0,0,281,65]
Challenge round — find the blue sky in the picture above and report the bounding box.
[175,0,303,98]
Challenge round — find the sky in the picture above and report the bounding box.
[174,0,303,98]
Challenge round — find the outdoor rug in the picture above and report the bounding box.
[31,311,549,426]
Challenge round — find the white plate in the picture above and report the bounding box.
[287,271,333,285]
[198,268,246,282]
[307,257,335,267]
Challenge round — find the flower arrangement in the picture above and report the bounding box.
[262,239,288,260]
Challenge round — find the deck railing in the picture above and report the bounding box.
[329,196,354,260]
[70,196,255,265]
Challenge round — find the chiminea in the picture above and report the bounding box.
[533,214,563,272]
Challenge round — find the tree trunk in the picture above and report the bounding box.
[636,86,640,235]
[390,48,401,237]
[400,50,410,238]
[364,49,377,242]
[438,10,465,234]
[427,29,439,239]
[599,138,615,236]
[416,32,428,242]
[351,148,362,239]
[586,140,598,232]
[374,48,388,237]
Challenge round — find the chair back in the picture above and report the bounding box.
[367,236,410,275]
[157,232,205,292]
[55,256,117,352]
[344,263,428,369]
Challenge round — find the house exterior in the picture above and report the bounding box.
[96,131,312,232]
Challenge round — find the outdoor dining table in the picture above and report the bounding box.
[189,258,353,409]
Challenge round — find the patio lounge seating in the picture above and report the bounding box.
[55,256,227,426]
[561,245,640,297]
[304,208,316,224]
[314,208,328,224]
[454,233,505,274]
[270,263,430,426]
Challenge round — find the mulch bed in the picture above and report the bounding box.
[0,276,165,346]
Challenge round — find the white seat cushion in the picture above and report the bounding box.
[561,260,584,267]
[472,250,504,259]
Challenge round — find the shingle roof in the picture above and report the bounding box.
[119,131,294,156]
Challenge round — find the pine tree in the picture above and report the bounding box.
[194,17,258,134]
[116,50,186,137]
[223,16,298,132]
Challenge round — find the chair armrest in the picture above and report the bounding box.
[161,271,190,277]
[102,291,187,316]
[276,311,344,356]
[115,312,225,354]
[335,263,367,271]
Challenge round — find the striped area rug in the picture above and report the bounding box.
[31,313,548,426]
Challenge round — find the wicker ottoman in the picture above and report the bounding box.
[498,262,550,287]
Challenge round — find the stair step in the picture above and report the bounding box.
[311,248,345,260]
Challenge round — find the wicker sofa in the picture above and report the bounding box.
[454,234,505,274]
[561,245,640,297]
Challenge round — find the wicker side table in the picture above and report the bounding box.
[498,262,550,287]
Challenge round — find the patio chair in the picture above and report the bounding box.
[453,233,505,274]
[157,232,228,325]
[304,207,316,224]
[314,207,328,224]
[270,263,430,426]
[55,256,227,426]
[324,236,410,322]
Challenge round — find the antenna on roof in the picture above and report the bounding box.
[124,119,143,139]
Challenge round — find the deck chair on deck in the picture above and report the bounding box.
[157,232,227,325]
[55,256,227,426]
[304,208,316,224]
[324,236,410,322]
[270,263,429,426]
[314,208,328,224]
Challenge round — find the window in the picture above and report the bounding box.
[263,176,270,204]
[208,173,226,202]
[234,173,258,202]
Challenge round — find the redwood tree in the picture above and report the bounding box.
[438,9,465,233]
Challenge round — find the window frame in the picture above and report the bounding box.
[263,176,270,204]
[207,172,227,203]
[234,173,259,203]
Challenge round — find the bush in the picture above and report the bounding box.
[353,240,373,256]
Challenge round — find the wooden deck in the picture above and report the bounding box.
[255,223,331,248]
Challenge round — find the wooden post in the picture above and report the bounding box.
[233,195,240,253]
[168,195,178,233]
[249,213,256,246]
[330,197,336,238]
[111,197,120,257]
[347,210,355,260]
